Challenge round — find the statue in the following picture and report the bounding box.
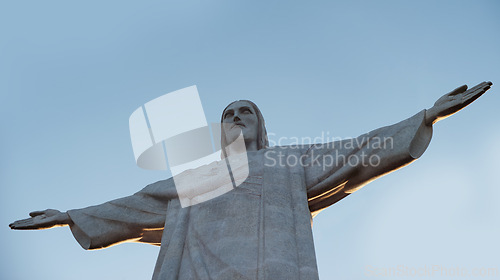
[9,82,493,280]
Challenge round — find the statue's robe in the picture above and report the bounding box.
[67,110,432,280]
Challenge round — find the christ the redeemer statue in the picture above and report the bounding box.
[10,82,493,280]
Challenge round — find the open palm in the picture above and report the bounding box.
[426,81,492,125]
[9,209,70,230]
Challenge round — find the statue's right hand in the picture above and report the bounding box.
[9,209,71,230]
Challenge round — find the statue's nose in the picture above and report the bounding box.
[233,115,241,122]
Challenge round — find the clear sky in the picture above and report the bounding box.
[1,1,499,279]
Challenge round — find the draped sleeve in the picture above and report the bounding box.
[304,110,433,215]
[67,177,178,250]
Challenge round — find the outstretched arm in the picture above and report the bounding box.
[9,177,178,249]
[425,81,492,126]
[9,209,72,230]
[306,81,492,214]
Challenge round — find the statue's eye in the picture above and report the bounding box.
[224,112,233,119]
[242,108,252,114]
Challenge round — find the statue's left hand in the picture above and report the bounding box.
[425,81,492,125]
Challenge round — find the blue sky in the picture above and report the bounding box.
[1,1,499,279]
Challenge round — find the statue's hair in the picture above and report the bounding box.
[220,100,269,158]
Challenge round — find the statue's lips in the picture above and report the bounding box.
[231,122,246,129]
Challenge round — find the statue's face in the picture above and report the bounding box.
[222,100,259,146]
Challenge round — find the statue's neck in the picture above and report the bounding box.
[225,139,257,157]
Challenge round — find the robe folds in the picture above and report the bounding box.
[67,110,432,280]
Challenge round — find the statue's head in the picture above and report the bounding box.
[220,100,268,157]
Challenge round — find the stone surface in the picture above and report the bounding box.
[9,82,493,279]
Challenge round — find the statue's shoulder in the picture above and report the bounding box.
[136,177,178,199]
